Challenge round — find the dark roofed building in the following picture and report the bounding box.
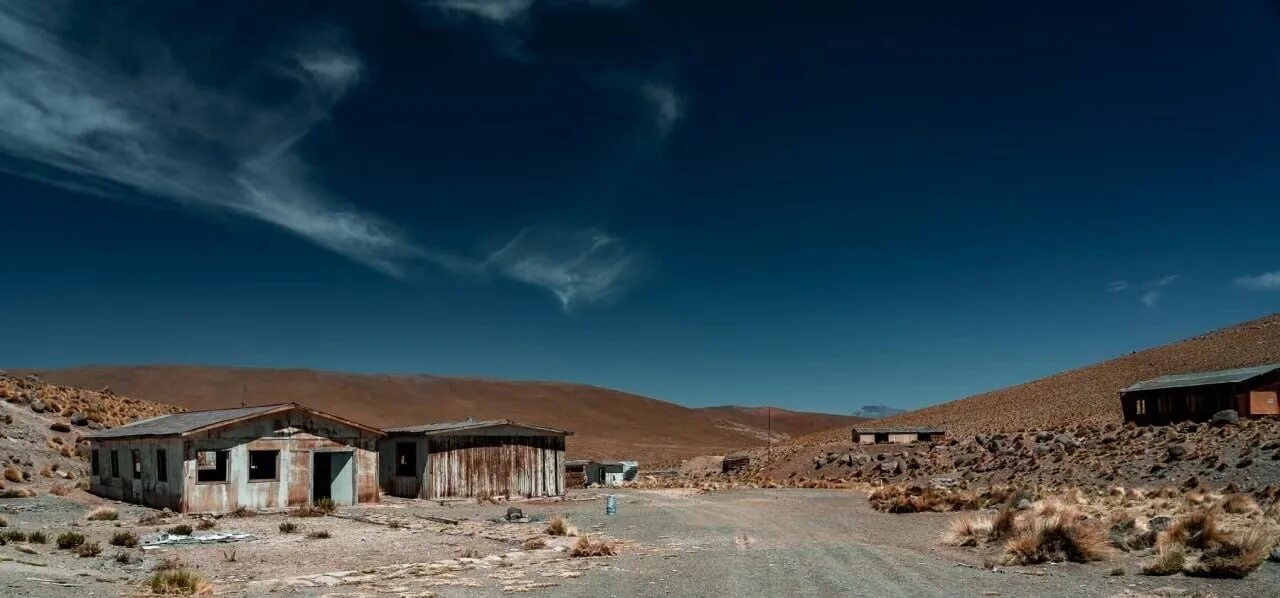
[85,403,384,513]
[1120,364,1280,426]
[852,426,946,444]
[380,419,571,500]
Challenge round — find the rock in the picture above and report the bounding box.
[88,421,104,430]
[69,413,88,426]
[1016,498,1033,511]
[505,507,523,521]
[49,422,71,433]
[1211,410,1239,427]
[1166,443,1192,461]
[1181,475,1199,489]
[29,400,45,413]
[1236,457,1254,468]
[878,461,902,475]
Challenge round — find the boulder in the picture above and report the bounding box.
[49,422,71,433]
[69,413,88,426]
[1016,498,1033,511]
[1211,410,1239,427]
[505,507,523,521]
[29,400,45,413]
[1166,443,1193,461]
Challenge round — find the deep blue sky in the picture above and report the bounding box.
[4,1,1280,413]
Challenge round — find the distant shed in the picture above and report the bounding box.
[84,403,383,513]
[381,419,570,499]
[853,426,945,444]
[1120,364,1280,426]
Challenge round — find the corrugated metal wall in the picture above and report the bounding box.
[425,435,564,499]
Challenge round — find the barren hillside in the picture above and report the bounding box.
[24,365,814,464]
[875,313,1280,437]
[696,405,867,439]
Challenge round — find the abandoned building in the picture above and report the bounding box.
[564,460,638,488]
[380,419,570,499]
[1121,364,1280,426]
[85,403,384,513]
[853,426,946,444]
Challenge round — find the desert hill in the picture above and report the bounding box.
[696,405,867,440]
[873,313,1280,437]
[22,365,846,464]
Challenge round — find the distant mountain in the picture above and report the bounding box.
[696,405,868,439]
[851,405,906,419]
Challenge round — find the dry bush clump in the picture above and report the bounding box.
[1000,509,1115,566]
[1217,494,1260,516]
[87,506,119,521]
[110,531,139,548]
[195,519,216,530]
[167,524,193,536]
[545,514,578,536]
[149,568,213,595]
[3,467,23,483]
[138,511,173,526]
[522,537,548,550]
[28,530,47,544]
[230,506,254,518]
[56,531,86,549]
[290,500,335,518]
[0,488,37,498]
[1141,509,1280,578]
[871,484,1035,514]
[570,535,616,557]
[1107,513,1156,552]
[49,484,72,496]
[0,515,6,526]
[1,529,26,542]
[942,512,993,547]
[76,541,103,557]
[278,522,299,534]
[306,530,331,539]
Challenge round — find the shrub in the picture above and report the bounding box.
[114,551,135,564]
[546,514,577,536]
[1185,527,1278,579]
[278,522,299,534]
[153,556,183,572]
[522,537,547,550]
[0,488,37,498]
[313,498,336,514]
[942,512,993,547]
[28,530,46,544]
[49,484,72,496]
[1,529,26,542]
[230,506,254,518]
[3,467,22,483]
[1001,512,1115,565]
[149,569,212,595]
[0,515,6,527]
[87,506,119,521]
[290,503,331,518]
[110,531,139,548]
[167,524,193,536]
[1141,542,1186,576]
[56,531,86,549]
[195,519,216,530]
[1218,494,1261,516]
[76,541,103,557]
[306,530,331,540]
[569,535,616,557]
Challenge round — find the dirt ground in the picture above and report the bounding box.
[1,489,1277,596]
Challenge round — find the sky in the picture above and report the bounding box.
[4,1,1280,414]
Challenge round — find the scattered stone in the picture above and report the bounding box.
[1211,409,1239,427]
[69,413,88,426]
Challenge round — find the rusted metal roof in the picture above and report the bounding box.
[1123,364,1280,393]
[85,403,385,439]
[853,426,945,434]
[384,419,572,436]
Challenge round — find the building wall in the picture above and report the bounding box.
[90,410,380,513]
[1250,391,1280,415]
[857,434,876,445]
[89,437,184,511]
[383,428,566,500]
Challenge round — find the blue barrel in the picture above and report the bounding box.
[605,494,618,516]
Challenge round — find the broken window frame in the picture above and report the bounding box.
[110,450,119,478]
[394,441,417,477]
[248,450,279,482]
[156,449,167,482]
[131,448,142,479]
[91,449,100,476]
[195,449,229,484]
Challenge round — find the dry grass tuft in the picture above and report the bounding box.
[522,537,548,550]
[76,541,103,557]
[229,506,254,518]
[1217,494,1261,516]
[1184,526,1278,579]
[195,519,216,530]
[87,506,119,521]
[56,531,86,549]
[149,569,213,595]
[110,531,139,548]
[278,522,299,534]
[27,530,46,544]
[0,488,38,498]
[1140,509,1280,578]
[306,530,331,539]
[1000,510,1115,566]
[49,484,72,496]
[546,514,578,536]
[942,512,993,547]
[167,524,193,536]
[290,501,335,518]
[569,535,616,557]
[3,467,22,483]
[1142,542,1186,576]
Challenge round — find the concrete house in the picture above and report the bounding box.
[853,426,946,444]
[380,419,570,500]
[85,403,384,513]
[1121,364,1280,426]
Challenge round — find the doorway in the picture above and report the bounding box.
[312,451,354,505]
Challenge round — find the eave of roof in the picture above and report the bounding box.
[384,419,572,436]
[852,426,946,434]
[1123,363,1280,393]
[85,403,385,439]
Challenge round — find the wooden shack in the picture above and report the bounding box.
[1120,364,1280,426]
[380,419,570,499]
[853,426,945,444]
[85,403,383,513]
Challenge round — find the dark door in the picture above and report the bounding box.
[312,453,332,501]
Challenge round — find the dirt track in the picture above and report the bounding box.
[559,489,1279,598]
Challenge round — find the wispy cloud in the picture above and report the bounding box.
[418,0,633,23]
[1108,273,1179,308]
[639,80,683,138]
[0,1,638,309]
[1233,270,1280,291]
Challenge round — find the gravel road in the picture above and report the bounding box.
[552,488,1279,598]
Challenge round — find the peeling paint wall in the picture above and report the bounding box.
[89,409,379,513]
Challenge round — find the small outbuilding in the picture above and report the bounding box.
[1120,364,1280,426]
[380,419,570,499]
[85,403,384,513]
[853,426,945,444]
